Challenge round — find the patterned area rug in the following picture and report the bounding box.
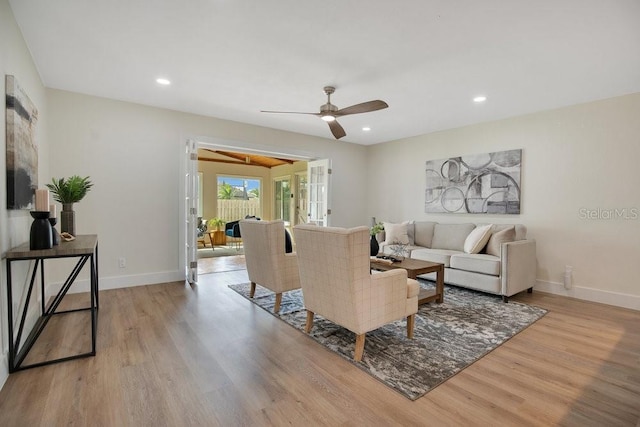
[228,281,546,400]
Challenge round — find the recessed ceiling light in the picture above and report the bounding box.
[362,127,371,131]
[473,95,487,103]
[156,78,171,85]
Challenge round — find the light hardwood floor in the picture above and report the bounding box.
[0,257,638,426]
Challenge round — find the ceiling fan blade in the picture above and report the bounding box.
[260,110,320,116]
[328,120,346,139]
[335,100,388,117]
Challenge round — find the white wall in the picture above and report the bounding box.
[46,89,370,290]
[0,0,50,389]
[367,93,640,309]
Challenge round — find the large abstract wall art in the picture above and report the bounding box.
[425,149,522,214]
[6,75,39,210]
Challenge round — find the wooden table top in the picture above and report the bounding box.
[4,234,98,260]
[370,256,442,271]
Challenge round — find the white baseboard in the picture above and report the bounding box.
[535,280,640,311]
[63,270,185,294]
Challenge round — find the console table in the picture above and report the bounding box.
[3,234,99,372]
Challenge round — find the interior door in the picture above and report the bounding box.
[306,159,331,226]
[185,139,198,284]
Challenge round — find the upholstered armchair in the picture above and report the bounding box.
[293,224,419,362]
[239,219,300,313]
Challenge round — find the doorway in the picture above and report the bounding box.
[188,143,324,279]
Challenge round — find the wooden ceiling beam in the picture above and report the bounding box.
[197,157,269,168]
[198,149,295,168]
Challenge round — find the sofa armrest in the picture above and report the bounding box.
[501,239,537,297]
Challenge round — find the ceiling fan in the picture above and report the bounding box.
[261,86,388,139]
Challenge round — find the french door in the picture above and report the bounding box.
[306,159,331,226]
[185,139,198,284]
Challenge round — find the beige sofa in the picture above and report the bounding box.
[378,222,536,302]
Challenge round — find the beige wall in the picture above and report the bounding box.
[367,93,640,308]
[45,89,369,290]
[0,0,50,387]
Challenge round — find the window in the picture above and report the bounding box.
[217,176,261,221]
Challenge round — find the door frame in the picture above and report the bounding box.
[178,136,323,280]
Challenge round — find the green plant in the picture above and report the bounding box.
[46,175,93,204]
[218,182,233,199]
[207,217,225,230]
[370,222,384,236]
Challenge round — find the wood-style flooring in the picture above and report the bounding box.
[0,256,638,426]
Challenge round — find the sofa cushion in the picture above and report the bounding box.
[383,221,410,245]
[431,223,476,251]
[413,221,436,248]
[485,226,516,256]
[463,224,493,254]
[492,224,526,241]
[450,253,501,276]
[411,248,460,267]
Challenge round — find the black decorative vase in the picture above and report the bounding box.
[61,203,75,235]
[370,235,379,256]
[49,217,60,245]
[30,211,53,250]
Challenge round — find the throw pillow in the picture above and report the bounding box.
[383,222,410,245]
[485,226,516,256]
[463,224,493,254]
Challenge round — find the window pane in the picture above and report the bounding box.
[217,176,261,221]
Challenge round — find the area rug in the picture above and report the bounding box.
[229,281,547,400]
[197,245,243,258]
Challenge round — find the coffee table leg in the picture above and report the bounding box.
[436,265,444,303]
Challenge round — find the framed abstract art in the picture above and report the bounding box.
[5,75,39,210]
[425,149,522,214]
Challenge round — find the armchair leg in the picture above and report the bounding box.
[407,314,415,339]
[304,310,315,333]
[274,293,282,313]
[249,282,257,298]
[354,334,366,362]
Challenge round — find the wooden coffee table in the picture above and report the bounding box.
[370,257,444,305]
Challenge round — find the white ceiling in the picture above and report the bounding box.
[9,0,640,145]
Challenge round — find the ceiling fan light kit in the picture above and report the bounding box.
[261,86,388,139]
